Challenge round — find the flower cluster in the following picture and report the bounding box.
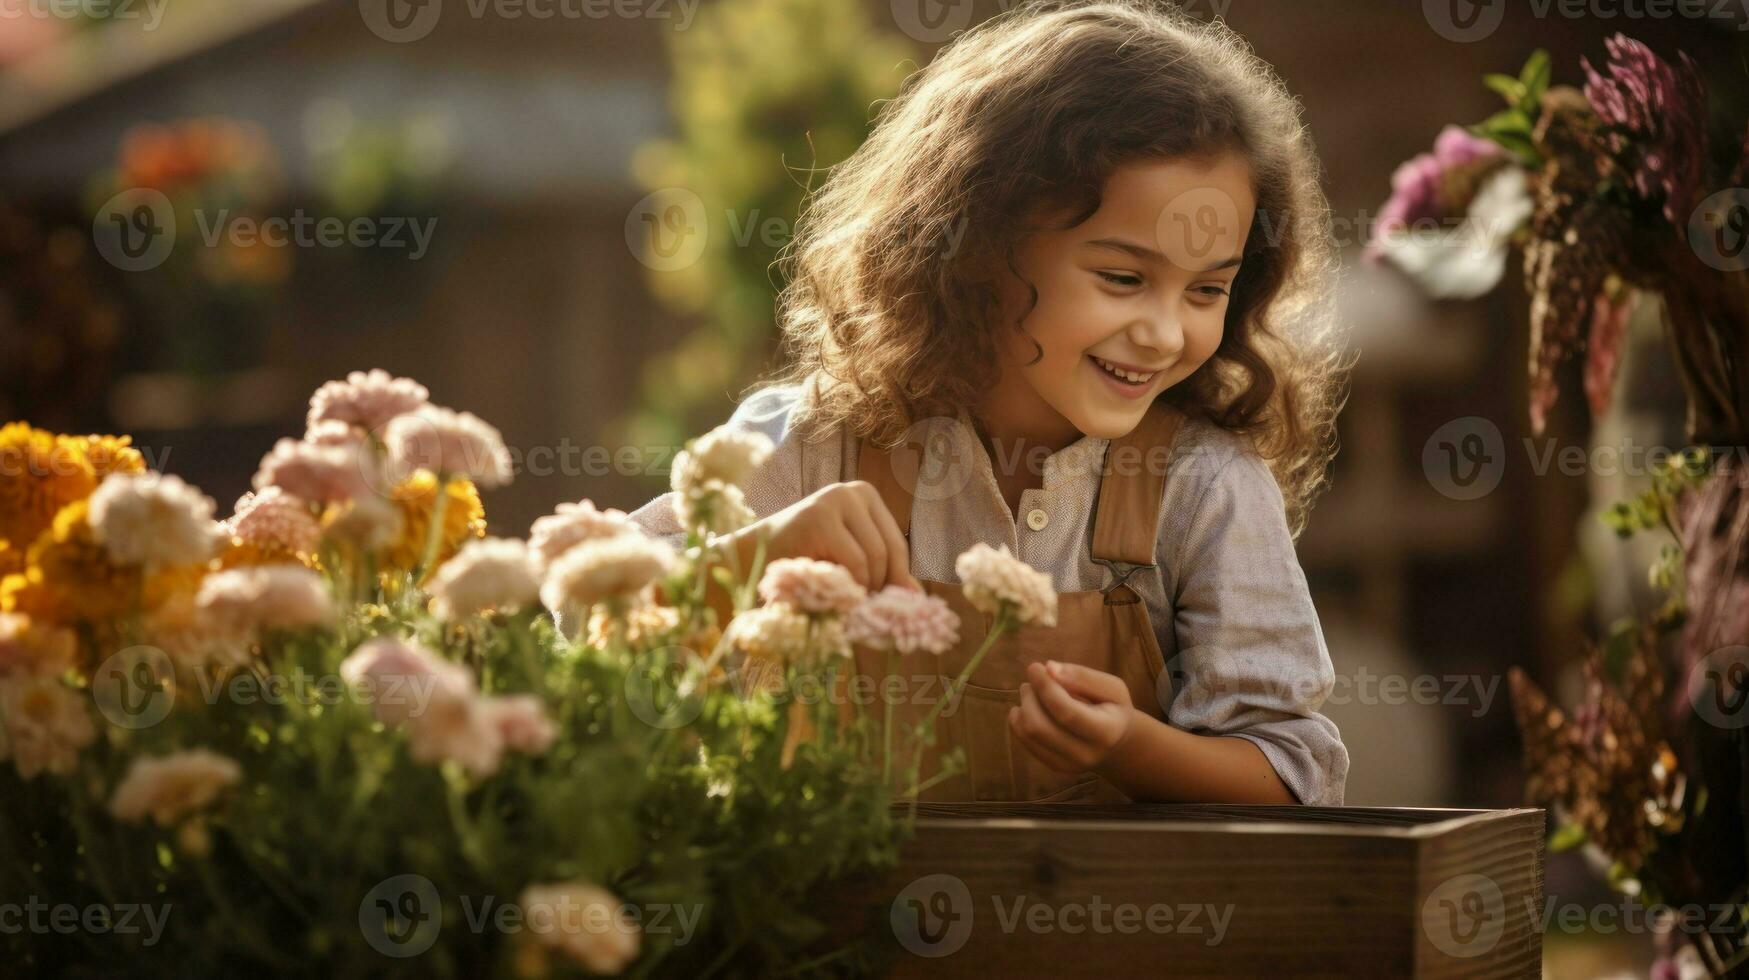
[670,426,773,537]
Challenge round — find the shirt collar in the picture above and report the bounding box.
[953,403,1109,492]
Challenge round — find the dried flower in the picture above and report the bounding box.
[846,585,960,655]
[224,486,321,557]
[108,749,242,826]
[384,404,513,488]
[1582,34,1707,225]
[528,499,640,574]
[954,542,1056,626]
[196,565,335,632]
[518,881,641,975]
[756,557,866,616]
[86,472,220,569]
[0,674,95,778]
[427,537,539,620]
[540,535,675,613]
[306,368,429,435]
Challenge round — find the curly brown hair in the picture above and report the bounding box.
[763,0,1351,538]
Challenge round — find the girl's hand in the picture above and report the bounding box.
[735,481,922,592]
[1008,661,1136,773]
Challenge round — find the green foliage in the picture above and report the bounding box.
[1470,49,1552,167]
[618,0,915,462]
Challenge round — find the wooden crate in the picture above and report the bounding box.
[831,804,1544,978]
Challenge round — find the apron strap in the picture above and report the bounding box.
[1089,399,1187,569]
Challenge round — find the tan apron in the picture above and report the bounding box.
[831,400,1187,803]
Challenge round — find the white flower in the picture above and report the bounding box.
[756,557,866,616]
[87,472,220,569]
[540,535,676,613]
[143,592,256,672]
[846,585,960,655]
[252,437,376,503]
[306,368,430,434]
[724,602,846,663]
[196,565,335,632]
[519,881,641,975]
[108,749,242,826]
[528,499,640,573]
[303,418,363,447]
[224,486,321,555]
[0,676,96,779]
[427,537,539,620]
[954,542,1057,626]
[1371,167,1532,300]
[384,404,513,488]
[672,479,756,537]
[670,426,774,494]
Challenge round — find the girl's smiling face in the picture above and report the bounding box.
[986,151,1257,444]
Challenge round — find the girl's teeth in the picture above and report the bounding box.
[1094,356,1152,384]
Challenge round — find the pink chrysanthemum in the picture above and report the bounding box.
[253,437,374,504]
[384,404,513,488]
[225,486,321,555]
[954,542,1057,627]
[846,585,960,655]
[756,557,867,616]
[305,368,429,434]
[528,499,640,573]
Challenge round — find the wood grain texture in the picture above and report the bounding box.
[826,805,1544,978]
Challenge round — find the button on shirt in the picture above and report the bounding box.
[628,384,1349,806]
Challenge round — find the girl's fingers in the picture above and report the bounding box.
[822,524,872,589]
[1015,683,1087,766]
[1045,660,1129,705]
[843,510,891,590]
[1008,702,1082,773]
[865,497,921,592]
[1027,664,1104,741]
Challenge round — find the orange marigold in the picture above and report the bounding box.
[14,499,141,624]
[386,471,486,578]
[59,433,147,479]
[0,423,96,549]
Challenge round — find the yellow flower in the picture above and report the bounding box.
[13,500,141,624]
[0,612,78,679]
[217,536,316,570]
[58,433,146,480]
[385,471,486,578]
[0,423,96,550]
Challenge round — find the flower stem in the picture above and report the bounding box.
[903,606,1013,798]
[415,471,452,583]
[882,649,898,786]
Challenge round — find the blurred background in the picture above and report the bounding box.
[2,1,1746,972]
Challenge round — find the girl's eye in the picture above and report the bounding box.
[1192,285,1231,301]
[1096,270,1142,287]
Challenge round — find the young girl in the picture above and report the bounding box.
[631,0,1350,806]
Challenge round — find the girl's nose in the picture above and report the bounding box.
[1131,305,1185,360]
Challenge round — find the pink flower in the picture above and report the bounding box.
[339,636,469,728]
[518,881,641,975]
[1368,125,1506,256]
[384,404,513,488]
[108,749,241,826]
[846,585,960,655]
[196,566,335,632]
[481,694,557,755]
[0,675,95,779]
[252,437,375,503]
[427,538,539,620]
[756,557,866,616]
[306,368,429,434]
[225,486,321,555]
[528,499,640,573]
[954,543,1056,627]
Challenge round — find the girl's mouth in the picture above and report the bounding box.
[1088,354,1158,397]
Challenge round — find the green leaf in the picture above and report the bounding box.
[1520,50,1551,94]
[1484,73,1527,105]
[1548,823,1587,853]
